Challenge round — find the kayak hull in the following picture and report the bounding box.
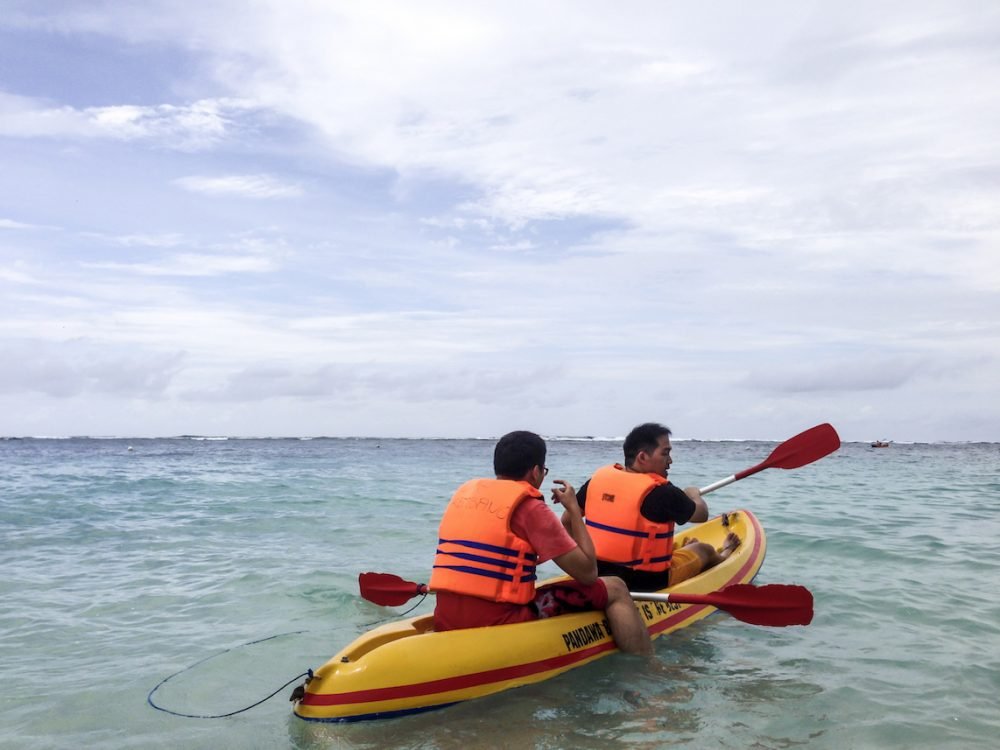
[293,509,765,722]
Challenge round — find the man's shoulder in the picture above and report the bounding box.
[512,496,576,560]
[642,482,694,523]
[648,481,682,497]
[512,495,555,525]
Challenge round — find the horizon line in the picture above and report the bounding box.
[2,435,994,445]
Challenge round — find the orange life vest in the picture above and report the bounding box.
[584,464,675,573]
[428,479,540,604]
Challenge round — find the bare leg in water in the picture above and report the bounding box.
[600,535,740,654]
[601,576,653,655]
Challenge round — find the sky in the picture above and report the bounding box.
[1,1,998,442]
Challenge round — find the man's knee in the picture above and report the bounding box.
[691,542,715,568]
[600,575,629,602]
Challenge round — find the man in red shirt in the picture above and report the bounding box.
[431,431,651,655]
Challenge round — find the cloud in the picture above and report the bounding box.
[1,217,44,230]
[77,233,287,276]
[742,354,928,394]
[80,232,187,248]
[0,266,38,284]
[182,361,556,406]
[172,174,303,199]
[0,340,185,398]
[83,253,277,276]
[0,91,252,149]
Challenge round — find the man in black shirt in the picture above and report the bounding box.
[573,423,739,592]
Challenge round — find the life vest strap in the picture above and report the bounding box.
[432,564,537,583]
[585,518,674,539]
[607,554,673,566]
[438,537,540,561]
[435,547,538,574]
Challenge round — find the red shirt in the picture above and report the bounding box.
[434,497,576,630]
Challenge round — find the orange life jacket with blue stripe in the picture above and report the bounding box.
[584,464,675,573]
[428,479,540,604]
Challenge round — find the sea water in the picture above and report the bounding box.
[1,437,998,749]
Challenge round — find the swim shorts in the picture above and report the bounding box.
[667,547,702,586]
[533,579,609,619]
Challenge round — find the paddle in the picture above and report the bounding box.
[631,584,813,626]
[698,422,840,495]
[359,572,813,627]
[359,571,430,607]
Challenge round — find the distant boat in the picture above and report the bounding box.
[871,440,892,448]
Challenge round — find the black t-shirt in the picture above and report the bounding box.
[578,477,696,591]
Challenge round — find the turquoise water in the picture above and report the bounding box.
[1,437,998,749]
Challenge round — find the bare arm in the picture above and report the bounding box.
[551,480,598,584]
[684,486,709,523]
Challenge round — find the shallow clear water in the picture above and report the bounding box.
[1,437,997,749]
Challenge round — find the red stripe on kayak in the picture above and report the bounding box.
[303,510,764,710]
[647,603,707,636]
[735,510,763,583]
[300,639,617,706]
[304,601,714,708]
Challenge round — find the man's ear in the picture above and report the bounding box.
[525,465,543,486]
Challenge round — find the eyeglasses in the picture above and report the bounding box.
[542,466,549,476]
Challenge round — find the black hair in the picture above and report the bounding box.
[494,430,546,479]
[623,423,672,466]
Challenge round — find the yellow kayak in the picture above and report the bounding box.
[293,509,766,722]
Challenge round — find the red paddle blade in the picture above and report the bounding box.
[359,572,426,606]
[736,423,840,480]
[671,584,814,626]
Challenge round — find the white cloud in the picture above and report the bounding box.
[0,91,251,149]
[0,267,38,284]
[81,233,187,248]
[1,217,43,230]
[0,339,185,398]
[74,232,289,276]
[173,174,303,199]
[743,355,927,394]
[83,253,277,276]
